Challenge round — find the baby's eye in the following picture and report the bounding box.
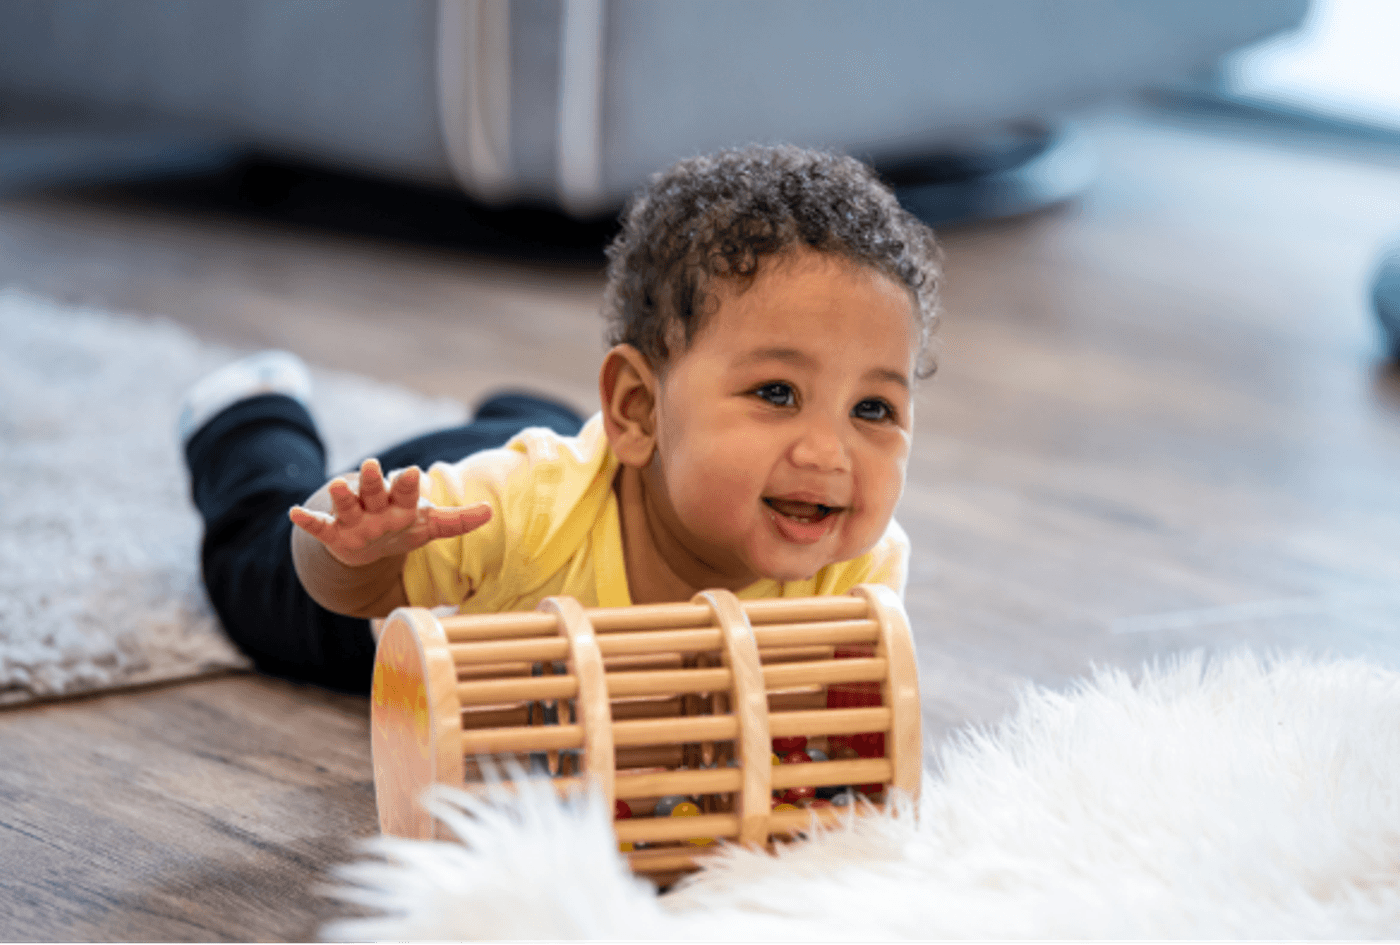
[852,398,894,422]
[754,382,796,407]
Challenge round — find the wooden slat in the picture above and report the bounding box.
[456,660,533,679]
[440,597,872,648]
[457,675,577,705]
[454,657,886,704]
[755,619,878,648]
[767,802,882,835]
[744,596,868,625]
[448,620,879,666]
[604,657,889,700]
[460,723,584,754]
[762,657,887,689]
[612,713,736,747]
[770,757,890,790]
[590,604,714,632]
[451,637,567,664]
[442,610,558,641]
[625,847,708,874]
[614,812,739,844]
[769,706,891,738]
[614,766,742,800]
[458,775,586,797]
[455,705,892,756]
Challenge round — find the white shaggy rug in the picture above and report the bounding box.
[326,651,1400,940]
[0,291,466,704]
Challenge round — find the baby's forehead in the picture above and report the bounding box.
[663,256,918,373]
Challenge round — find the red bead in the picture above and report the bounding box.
[614,799,632,820]
[782,784,817,804]
[772,735,807,754]
[783,750,812,765]
[850,731,886,757]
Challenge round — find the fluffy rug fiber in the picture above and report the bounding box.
[0,291,466,704]
[326,651,1400,940]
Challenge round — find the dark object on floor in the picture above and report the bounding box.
[885,122,1096,226]
[1375,243,1400,358]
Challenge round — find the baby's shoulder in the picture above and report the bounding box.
[423,413,610,494]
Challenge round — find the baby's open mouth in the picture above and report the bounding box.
[764,498,840,523]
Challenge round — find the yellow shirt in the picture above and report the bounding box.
[402,414,909,614]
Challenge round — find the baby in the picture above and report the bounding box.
[181,144,940,693]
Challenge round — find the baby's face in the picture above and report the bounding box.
[646,247,916,585]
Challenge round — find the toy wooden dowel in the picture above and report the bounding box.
[544,595,616,807]
[857,584,922,798]
[370,584,924,878]
[697,588,772,847]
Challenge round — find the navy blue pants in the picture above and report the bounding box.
[185,392,585,693]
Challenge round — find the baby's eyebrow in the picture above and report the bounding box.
[734,346,815,369]
[866,368,910,389]
[735,347,910,389]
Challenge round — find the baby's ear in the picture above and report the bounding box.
[599,344,658,468]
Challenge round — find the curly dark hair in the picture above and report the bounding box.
[603,144,942,378]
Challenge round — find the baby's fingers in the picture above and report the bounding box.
[327,477,365,526]
[387,466,422,509]
[357,459,389,513]
[289,504,336,539]
[423,502,492,541]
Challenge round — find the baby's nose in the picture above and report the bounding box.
[790,421,850,472]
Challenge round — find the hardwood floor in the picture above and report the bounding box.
[0,676,373,941]
[2,106,1399,940]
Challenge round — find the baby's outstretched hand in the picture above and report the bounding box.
[288,459,491,568]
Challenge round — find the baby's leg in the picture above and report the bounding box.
[369,391,585,472]
[186,393,378,693]
[185,385,585,694]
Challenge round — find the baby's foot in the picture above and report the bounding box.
[177,349,313,443]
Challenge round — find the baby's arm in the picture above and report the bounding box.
[289,459,492,618]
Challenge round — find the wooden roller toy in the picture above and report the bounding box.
[371,584,921,880]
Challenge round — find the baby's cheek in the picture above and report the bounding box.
[682,467,751,531]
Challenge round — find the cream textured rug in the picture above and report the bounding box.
[0,291,466,705]
[326,651,1400,940]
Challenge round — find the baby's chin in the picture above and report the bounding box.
[749,540,881,584]
[748,553,842,584]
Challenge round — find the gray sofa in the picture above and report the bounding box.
[0,0,1308,216]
